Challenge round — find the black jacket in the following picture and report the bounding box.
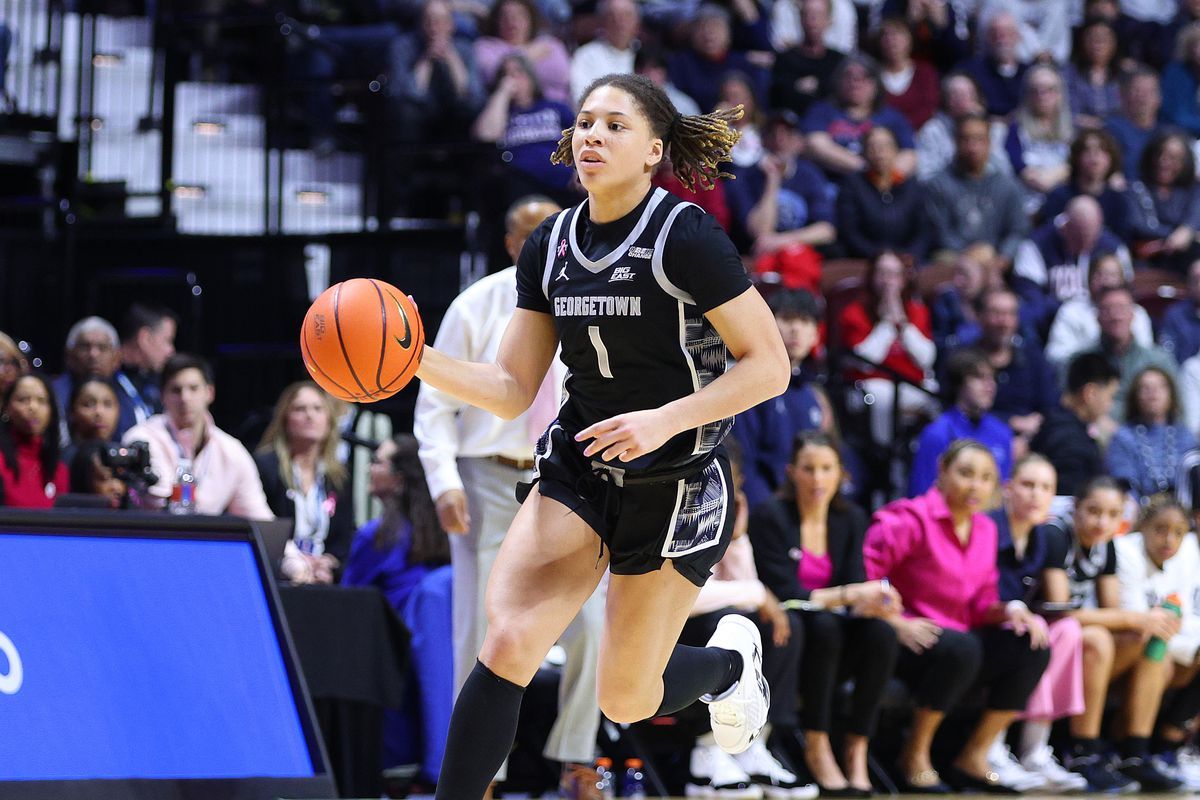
[836,172,928,260]
[748,496,869,602]
[253,449,356,564]
[1030,405,1102,499]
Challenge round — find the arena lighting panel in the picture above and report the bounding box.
[0,511,335,800]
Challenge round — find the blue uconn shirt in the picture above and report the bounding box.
[515,187,752,474]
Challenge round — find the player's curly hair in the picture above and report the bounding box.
[551,73,743,192]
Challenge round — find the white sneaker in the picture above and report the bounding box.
[1018,743,1086,793]
[987,739,1048,792]
[701,615,770,755]
[1176,746,1200,787]
[687,743,765,798]
[733,739,818,799]
[1151,749,1200,792]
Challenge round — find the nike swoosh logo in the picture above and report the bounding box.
[391,294,412,348]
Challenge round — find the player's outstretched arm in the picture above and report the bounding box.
[577,287,789,462]
[416,307,557,421]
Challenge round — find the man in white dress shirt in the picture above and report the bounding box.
[414,197,605,799]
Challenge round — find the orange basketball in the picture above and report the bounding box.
[300,278,425,403]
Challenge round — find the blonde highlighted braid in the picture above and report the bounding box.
[550,74,744,192]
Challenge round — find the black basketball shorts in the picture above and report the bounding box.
[516,423,736,587]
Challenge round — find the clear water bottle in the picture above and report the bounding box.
[167,458,196,514]
[594,757,615,799]
[622,758,646,798]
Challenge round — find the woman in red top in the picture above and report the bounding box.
[0,373,69,508]
[877,18,940,131]
[838,249,938,445]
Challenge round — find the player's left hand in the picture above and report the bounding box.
[575,409,675,462]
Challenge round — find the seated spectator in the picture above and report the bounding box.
[473,0,570,105]
[749,431,900,795]
[1080,0,1157,66]
[633,43,700,117]
[0,331,25,398]
[717,72,766,172]
[725,111,835,256]
[64,377,120,466]
[667,4,768,116]
[341,434,452,785]
[1045,480,1183,792]
[386,0,484,144]
[684,444,810,798]
[255,381,355,577]
[770,0,846,120]
[1103,67,1165,183]
[968,287,1060,443]
[1157,0,1200,66]
[1092,285,1178,422]
[1039,129,1131,240]
[910,348,1013,495]
[117,303,176,425]
[1045,251,1152,369]
[1064,18,1122,128]
[838,250,939,446]
[915,71,1011,180]
[836,126,927,260]
[866,441,1050,793]
[1162,259,1200,365]
[52,316,141,443]
[876,17,940,131]
[982,0,1072,64]
[802,54,917,178]
[0,373,67,509]
[1007,65,1074,216]
[990,455,1089,792]
[734,289,823,510]
[68,440,129,510]
[1014,196,1131,333]
[1115,498,1200,788]
[1107,367,1196,498]
[1127,130,1200,274]
[473,54,576,205]
[769,0,849,51]
[963,11,1030,118]
[123,354,272,519]
[924,114,1029,270]
[879,0,971,71]
[652,153,733,232]
[1161,22,1200,137]
[1030,352,1119,497]
[568,0,640,105]
[930,243,995,354]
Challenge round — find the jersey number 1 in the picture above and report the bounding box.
[588,326,614,379]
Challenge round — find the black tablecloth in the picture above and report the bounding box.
[278,584,411,798]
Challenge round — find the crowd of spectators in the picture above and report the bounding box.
[14,0,1200,796]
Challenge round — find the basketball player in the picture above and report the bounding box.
[414,196,607,799]
[416,73,790,800]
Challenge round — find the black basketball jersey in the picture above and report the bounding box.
[515,187,752,473]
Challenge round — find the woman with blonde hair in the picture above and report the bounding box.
[255,380,353,579]
[1006,64,1074,214]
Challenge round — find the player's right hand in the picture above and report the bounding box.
[436,489,471,535]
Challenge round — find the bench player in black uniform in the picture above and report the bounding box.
[416,73,791,800]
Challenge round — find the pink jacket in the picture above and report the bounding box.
[864,487,1000,632]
